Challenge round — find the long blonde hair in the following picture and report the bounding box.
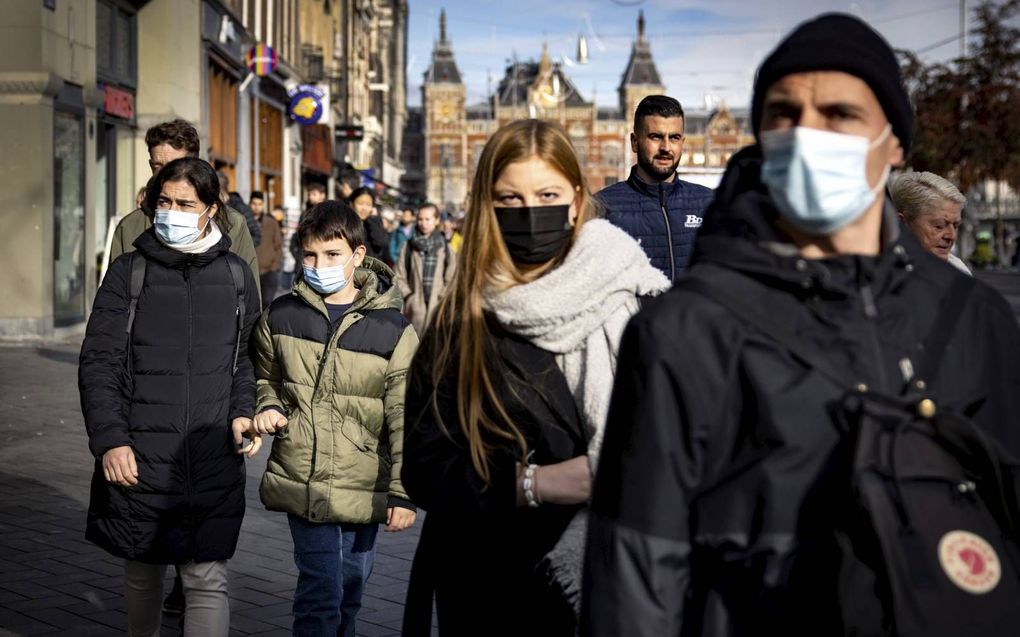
[426,119,598,484]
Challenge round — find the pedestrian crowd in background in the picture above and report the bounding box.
[77,11,1020,637]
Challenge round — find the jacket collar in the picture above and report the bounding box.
[626,165,684,201]
[133,227,231,268]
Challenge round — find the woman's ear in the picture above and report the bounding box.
[568,188,583,227]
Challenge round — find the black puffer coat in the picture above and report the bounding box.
[582,146,1020,636]
[79,228,258,564]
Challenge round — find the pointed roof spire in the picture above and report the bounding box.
[620,10,663,88]
[539,41,551,74]
[425,8,461,84]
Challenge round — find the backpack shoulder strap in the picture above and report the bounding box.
[914,274,976,388]
[682,275,855,390]
[126,252,146,335]
[225,256,247,375]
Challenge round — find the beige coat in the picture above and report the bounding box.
[394,236,456,335]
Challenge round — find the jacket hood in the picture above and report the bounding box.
[293,255,402,315]
[690,144,922,301]
[133,226,232,268]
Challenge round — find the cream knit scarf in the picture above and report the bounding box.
[483,219,670,469]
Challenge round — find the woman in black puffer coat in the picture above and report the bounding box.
[79,157,260,637]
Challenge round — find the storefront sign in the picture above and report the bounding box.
[245,43,277,76]
[102,85,135,120]
[288,85,325,126]
[335,124,365,142]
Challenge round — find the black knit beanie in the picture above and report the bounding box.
[751,13,914,154]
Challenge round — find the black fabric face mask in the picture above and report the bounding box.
[493,205,573,264]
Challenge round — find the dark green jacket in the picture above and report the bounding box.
[254,257,418,524]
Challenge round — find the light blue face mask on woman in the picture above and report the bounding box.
[760,124,892,236]
[303,253,356,294]
[154,207,211,245]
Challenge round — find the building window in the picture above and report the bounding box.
[693,152,705,166]
[54,110,86,326]
[567,136,586,168]
[96,1,136,87]
[602,141,622,168]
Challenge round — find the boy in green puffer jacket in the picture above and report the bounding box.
[245,200,418,637]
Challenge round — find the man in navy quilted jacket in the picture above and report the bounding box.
[597,95,714,282]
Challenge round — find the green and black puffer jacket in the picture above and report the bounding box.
[254,257,418,524]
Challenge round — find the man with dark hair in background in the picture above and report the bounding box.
[103,119,258,292]
[290,182,331,272]
[305,182,327,211]
[597,95,714,282]
[251,191,283,308]
[337,169,362,200]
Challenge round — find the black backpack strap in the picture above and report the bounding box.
[226,257,247,376]
[124,253,146,379]
[682,276,855,390]
[126,252,146,336]
[913,275,976,388]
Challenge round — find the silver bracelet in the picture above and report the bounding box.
[523,463,540,508]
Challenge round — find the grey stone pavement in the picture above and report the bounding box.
[0,339,424,636]
[1,269,1018,636]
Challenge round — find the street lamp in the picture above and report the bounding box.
[576,34,589,65]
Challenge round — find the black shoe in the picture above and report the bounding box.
[163,575,185,617]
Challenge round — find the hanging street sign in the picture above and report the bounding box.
[288,84,326,126]
[245,43,278,77]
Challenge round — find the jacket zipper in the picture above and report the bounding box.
[860,284,889,392]
[183,267,194,553]
[659,185,677,282]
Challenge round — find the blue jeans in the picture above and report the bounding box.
[287,514,379,637]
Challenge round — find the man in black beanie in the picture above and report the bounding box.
[582,13,1020,637]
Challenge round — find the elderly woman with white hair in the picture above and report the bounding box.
[890,171,971,274]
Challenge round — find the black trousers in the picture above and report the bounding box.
[259,271,279,310]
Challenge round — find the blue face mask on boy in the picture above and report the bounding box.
[303,253,356,294]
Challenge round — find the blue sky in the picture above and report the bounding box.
[406,0,970,111]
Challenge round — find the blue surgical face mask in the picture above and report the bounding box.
[303,252,357,295]
[760,124,892,236]
[154,207,211,245]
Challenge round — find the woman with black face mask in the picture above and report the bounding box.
[400,119,670,636]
